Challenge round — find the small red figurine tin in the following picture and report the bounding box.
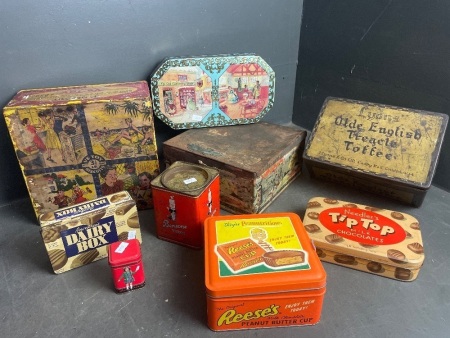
[151,161,220,249]
[108,239,145,292]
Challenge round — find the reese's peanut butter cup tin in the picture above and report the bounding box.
[151,161,220,249]
[204,213,326,331]
[39,191,142,274]
[303,197,425,281]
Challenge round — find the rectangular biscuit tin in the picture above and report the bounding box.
[149,54,275,129]
[3,81,160,219]
[204,213,326,331]
[303,97,448,207]
[151,161,220,249]
[303,197,425,281]
[108,239,146,292]
[163,122,306,214]
[39,191,142,274]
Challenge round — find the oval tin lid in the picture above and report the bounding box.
[160,163,211,192]
[204,213,327,298]
[303,197,425,270]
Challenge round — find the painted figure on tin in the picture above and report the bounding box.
[118,265,140,291]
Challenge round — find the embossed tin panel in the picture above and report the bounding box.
[149,54,275,129]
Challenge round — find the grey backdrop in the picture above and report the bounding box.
[294,0,450,192]
[0,0,303,205]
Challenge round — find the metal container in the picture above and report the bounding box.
[149,54,275,129]
[163,122,306,214]
[204,213,326,331]
[39,191,142,274]
[303,197,425,281]
[108,239,145,292]
[3,81,160,219]
[151,161,220,249]
[303,97,448,207]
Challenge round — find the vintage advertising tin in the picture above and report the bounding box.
[108,239,145,292]
[151,161,220,249]
[303,97,448,207]
[3,81,160,219]
[303,197,425,281]
[39,191,142,274]
[149,54,275,129]
[163,122,306,214]
[204,213,326,331]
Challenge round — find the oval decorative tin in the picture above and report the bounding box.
[149,54,275,129]
[303,197,425,281]
[204,213,326,331]
[151,161,220,249]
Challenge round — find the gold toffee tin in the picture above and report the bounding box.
[303,197,424,281]
[303,97,448,206]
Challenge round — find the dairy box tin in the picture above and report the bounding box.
[3,81,160,219]
[39,191,142,274]
[149,54,275,129]
[204,213,326,331]
[303,197,425,281]
[108,239,146,292]
[151,161,220,249]
[303,97,448,207]
[163,122,306,214]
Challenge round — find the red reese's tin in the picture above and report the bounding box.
[151,161,220,249]
[108,239,146,292]
[204,213,326,331]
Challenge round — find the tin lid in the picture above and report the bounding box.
[108,239,142,267]
[151,161,218,196]
[304,97,448,189]
[204,213,327,298]
[303,197,425,270]
[149,54,275,129]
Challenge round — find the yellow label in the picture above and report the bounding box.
[215,216,309,276]
[306,99,445,184]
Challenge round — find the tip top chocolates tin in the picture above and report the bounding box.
[151,161,220,249]
[303,197,425,281]
[303,97,448,206]
[204,213,326,331]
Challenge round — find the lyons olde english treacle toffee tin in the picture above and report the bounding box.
[204,213,326,331]
[303,197,425,281]
[151,161,220,249]
[303,97,448,206]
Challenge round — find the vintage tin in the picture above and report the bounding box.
[3,81,160,219]
[163,122,306,214]
[39,191,142,274]
[204,213,326,331]
[108,239,146,292]
[151,161,220,249]
[149,54,275,129]
[303,197,425,281]
[303,97,448,207]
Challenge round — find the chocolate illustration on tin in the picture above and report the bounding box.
[214,221,310,276]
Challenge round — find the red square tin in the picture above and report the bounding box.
[108,239,145,292]
[151,161,220,249]
[204,213,327,331]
